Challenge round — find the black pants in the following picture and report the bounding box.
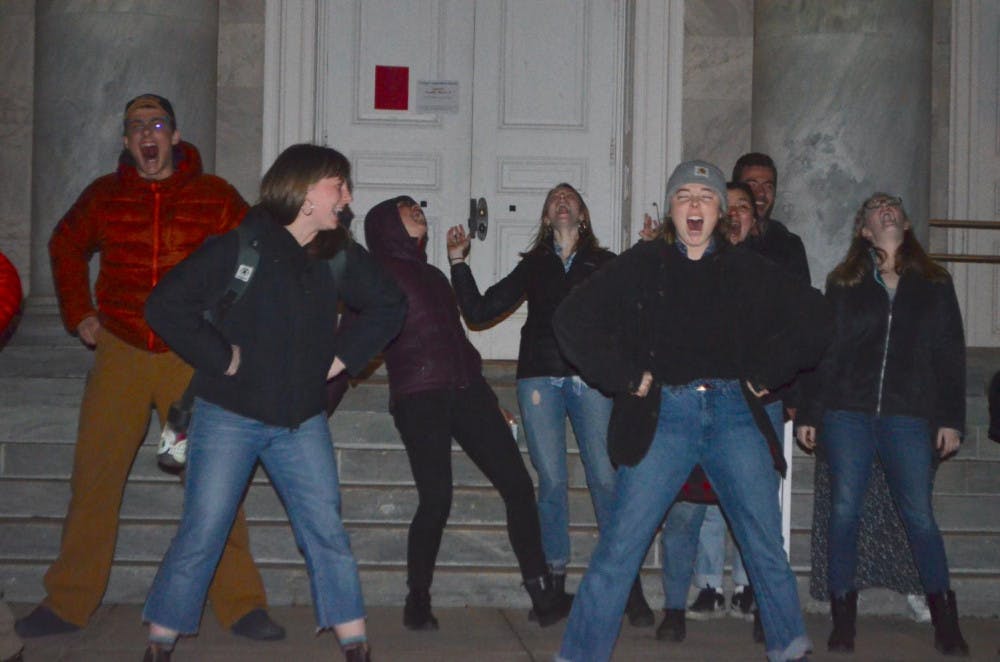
[392,378,547,590]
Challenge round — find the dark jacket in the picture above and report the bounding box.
[798,264,966,434]
[146,206,407,428]
[364,197,483,402]
[450,242,615,379]
[50,142,248,351]
[746,218,811,284]
[553,239,831,467]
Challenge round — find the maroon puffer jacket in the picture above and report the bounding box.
[49,142,247,351]
[364,197,482,403]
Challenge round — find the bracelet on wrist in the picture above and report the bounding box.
[449,257,465,265]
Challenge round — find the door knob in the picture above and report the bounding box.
[468,197,488,240]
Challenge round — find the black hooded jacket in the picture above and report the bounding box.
[450,241,615,379]
[364,197,483,402]
[146,206,406,427]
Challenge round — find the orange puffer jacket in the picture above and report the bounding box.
[49,142,248,352]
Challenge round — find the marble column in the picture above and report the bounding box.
[30,0,220,299]
[751,1,932,288]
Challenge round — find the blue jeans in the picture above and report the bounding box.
[558,382,809,662]
[143,399,365,633]
[823,409,950,597]
[660,401,781,606]
[516,376,615,572]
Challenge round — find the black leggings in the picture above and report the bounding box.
[392,378,547,590]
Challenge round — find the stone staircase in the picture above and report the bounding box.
[2,310,999,616]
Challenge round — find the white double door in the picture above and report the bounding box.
[317,0,627,358]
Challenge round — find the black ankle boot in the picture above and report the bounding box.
[926,590,970,656]
[625,577,654,627]
[528,571,572,622]
[142,643,173,662]
[655,608,686,642]
[342,641,372,662]
[403,588,439,631]
[524,574,573,627]
[827,591,857,653]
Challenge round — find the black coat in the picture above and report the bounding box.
[364,198,483,402]
[145,206,407,427]
[798,266,966,433]
[746,218,811,284]
[553,239,831,466]
[450,243,615,379]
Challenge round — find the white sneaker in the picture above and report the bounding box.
[906,593,931,623]
[157,424,187,470]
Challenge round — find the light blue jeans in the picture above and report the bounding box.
[660,401,782,607]
[516,376,616,572]
[558,382,809,662]
[143,399,364,633]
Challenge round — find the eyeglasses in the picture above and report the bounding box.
[864,196,902,211]
[673,192,718,206]
[125,117,171,135]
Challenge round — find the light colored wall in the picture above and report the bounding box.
[0,0,34,294]
[215,0,265,203]
[681,0,754,172]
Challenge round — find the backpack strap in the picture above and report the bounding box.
[212,222,262,322]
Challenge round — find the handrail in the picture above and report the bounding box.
[928,218,1000,264]
[929,219,1000,230]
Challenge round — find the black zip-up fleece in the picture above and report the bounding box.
[450,242,615,379]
[798,264,966,433]
[146,206,406,428]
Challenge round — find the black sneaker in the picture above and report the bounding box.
[687,586,725,620]
[730,585,755,621]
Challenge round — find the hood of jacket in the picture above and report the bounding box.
[364,196,428,263]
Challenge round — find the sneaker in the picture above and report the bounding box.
[687,586,725,620]
[730,585,755,621]
[157,401,191,472]
[906,593,931,623]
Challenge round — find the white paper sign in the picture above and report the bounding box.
[416,80,459,114]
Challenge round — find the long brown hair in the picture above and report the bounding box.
[828,192,949,287]
[523,183,601,257]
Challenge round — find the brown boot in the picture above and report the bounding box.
[343,641,372,661]
[142,643,172,662]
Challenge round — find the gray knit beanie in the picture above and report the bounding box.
[664,160,728,214]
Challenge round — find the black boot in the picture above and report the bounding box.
[528,571,572,622]
[827,591,857,653]
[403,588,439,631]
[655,609,686,642]
[524,574,573,627]
[927,590,970,656]
[625,577,654,627]
[342,642,372,662]
[142,643,173,662]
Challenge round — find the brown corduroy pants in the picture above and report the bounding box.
[42,329,267,628]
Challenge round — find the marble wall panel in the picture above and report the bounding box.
[682,0,754,170]
[0,0,35,293]
[216,0,265,202]
[752,0,933,288]
[929,0,951,237]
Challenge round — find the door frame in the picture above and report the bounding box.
[263,0,683,246]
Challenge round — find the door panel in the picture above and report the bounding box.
[318,0,624,358]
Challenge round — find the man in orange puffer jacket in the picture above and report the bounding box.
[16,94,284,642]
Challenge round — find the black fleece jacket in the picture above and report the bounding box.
[798,265,966,434]
[553,239,831,465]
[146,206,406,428]
[450,242,615,379]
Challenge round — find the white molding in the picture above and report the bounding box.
[629,0,683,246]
[263,0,320,171]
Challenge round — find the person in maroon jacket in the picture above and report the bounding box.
[0,250,22,347]
[363,196,572,631]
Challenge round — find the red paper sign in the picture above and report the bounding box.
[374,65,409,110]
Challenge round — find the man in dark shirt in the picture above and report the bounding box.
[733,153,810,284]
